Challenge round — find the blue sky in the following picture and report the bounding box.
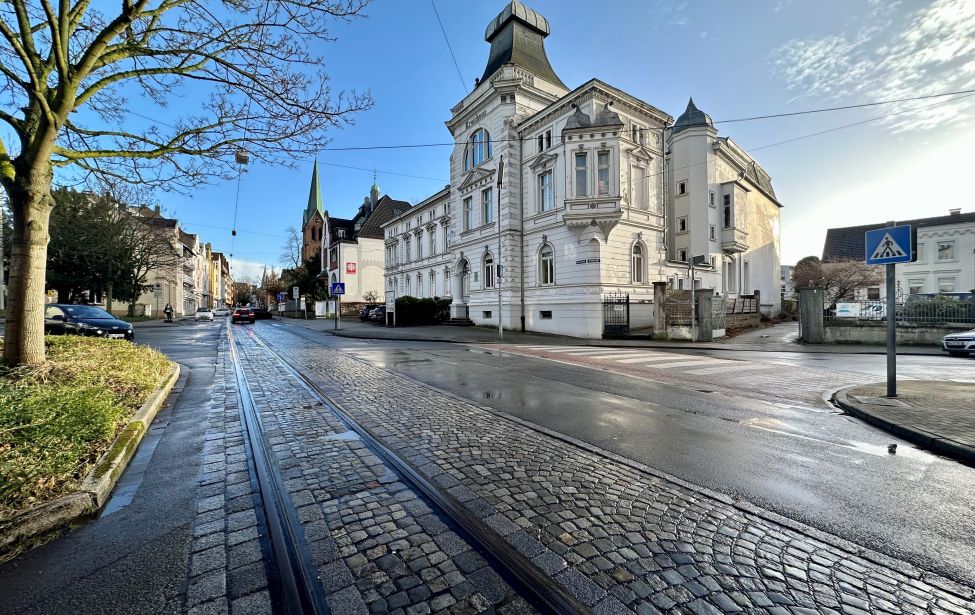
[62,1,975,280]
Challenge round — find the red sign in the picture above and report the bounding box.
[346,262,357,274]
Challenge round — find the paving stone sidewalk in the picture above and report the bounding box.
[223,329,532,615]
[835,381,975,465]
[254,324,975,615]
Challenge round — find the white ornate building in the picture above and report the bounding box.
[383,1,783,338]
[381,187,453,301]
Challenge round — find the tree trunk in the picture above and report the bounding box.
[3,161,54,366]
[105,281,114,313]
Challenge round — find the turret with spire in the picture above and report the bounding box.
[304,160,325,225]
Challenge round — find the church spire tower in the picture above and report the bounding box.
[304,160,325,225]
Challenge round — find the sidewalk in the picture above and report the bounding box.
[835,381,975,465]
[279,317,944,355]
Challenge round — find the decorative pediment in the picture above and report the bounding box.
[425,221,438,231]
[458,167,495,194]
[529,152,558,171]
[413,227,424,237]
[439,215,451,227]
[625,144,655,164]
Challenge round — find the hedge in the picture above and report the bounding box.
[394,296,452,326]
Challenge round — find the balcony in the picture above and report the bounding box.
[721,226,749,253]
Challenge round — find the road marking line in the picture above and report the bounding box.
[580,353,648,360]
[614,355,692,364]
[686,364,768,375]
[642,359,727,369]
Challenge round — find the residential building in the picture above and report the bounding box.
[822,209,975,299]
[309,169,411,304]
[381,1,782,338]
[380,187,452,300]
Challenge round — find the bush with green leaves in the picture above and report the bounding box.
[899,296,975,324]
[0,337,171,516]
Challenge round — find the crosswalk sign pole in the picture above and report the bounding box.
[886,261,896,397]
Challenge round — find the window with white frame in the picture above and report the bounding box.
[710,255,716,268]
[481,187,494,225]
[464,128,492,171]
[677,180,687,196]
[545,130,552,149]
[677,277,684,290]
[723,200,732,228]
[416,234,422,259]
[631,165,646,210]
[597,151,610,196]
[939,277,956,292]
[678,217,687,233]
[743,261,750,293]
[709,191,715,207]
[417,272,423,297]
[483,253,494,289]
[538,170,554,212]
[575,152,588,197]
[430,271,437,296]
[539,244,555,285]
[442,227,449,252]
[444,268,451,296]
[908,279,924,295]
[679,248,687,262]
[937,241,955,261]
[915,242,925,263]
[405,276,411,296]
[631,243,644,284]
[709,225,716,240]
[463,197,473,231]
[405,239,411,261]
[429,228,436,255]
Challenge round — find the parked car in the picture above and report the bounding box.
[213,307,231,317]
[252,307,273,320]
[359,304,380,321]
[195,307,214,321]
[232,307,255,324]
[368,305,386,322]
[44,304,134,341]
[942,329,975,357]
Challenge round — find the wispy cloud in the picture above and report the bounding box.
[772,0,975,131]
[229,258,271,283]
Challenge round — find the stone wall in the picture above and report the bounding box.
[824,319,969,345]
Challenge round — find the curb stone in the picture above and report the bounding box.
[833,387,975,468]
[0,361,181,557]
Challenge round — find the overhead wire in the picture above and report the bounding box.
[429,0,469,95]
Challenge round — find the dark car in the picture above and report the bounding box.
[368,305,386,322]
[232,307,255,324]
[252,307,273,320]
[359,304,380,321]
[44,304,134,341]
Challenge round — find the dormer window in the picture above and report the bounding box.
[464,128,492,171]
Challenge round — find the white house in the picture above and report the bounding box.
[381,187,453,300]
[823,209,975,299]
[383,1,783,338]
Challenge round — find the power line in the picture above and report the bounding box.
[429,0,469,95]
[180,221,288,239]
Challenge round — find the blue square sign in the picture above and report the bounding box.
[330,282,345,295]
[865,225,915,265]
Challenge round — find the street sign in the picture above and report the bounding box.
[292,286,299,299]
[276,292,285,302]
[330,282,345,295]
[865,225,915,265]
[346,262,357,274]
[153,288,162,298]
[153,282,162,290]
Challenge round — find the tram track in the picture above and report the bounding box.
[239,325,589,615]
[226,327,331,615]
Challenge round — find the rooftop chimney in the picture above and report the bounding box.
[949,208,961,215]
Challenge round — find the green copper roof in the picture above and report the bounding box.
[304,160,324,225]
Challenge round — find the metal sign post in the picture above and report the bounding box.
[496,155,504,345]
[865,223,916,398]
[330,282,345,330]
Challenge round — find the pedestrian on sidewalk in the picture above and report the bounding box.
[164,303,174,323]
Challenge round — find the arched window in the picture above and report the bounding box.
[464,128,492,171]
[539,244,555,286]
[631,243,645,284]
[483,253,494,289]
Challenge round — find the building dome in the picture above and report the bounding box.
[672,98,714,134]
[484,1,550,41]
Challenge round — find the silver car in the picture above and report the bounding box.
[942,329,975,357]
[194,307,214,321]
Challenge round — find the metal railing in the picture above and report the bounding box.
[826,298,975,324]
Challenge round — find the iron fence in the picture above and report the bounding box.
[826,297,975,325]
[602,292,630,335]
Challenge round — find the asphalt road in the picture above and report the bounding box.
[268,320,975,588]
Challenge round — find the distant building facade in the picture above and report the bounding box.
[822,209,975,299]
[380,187,452,300]
[379,1,782,337]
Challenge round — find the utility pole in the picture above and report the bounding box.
[497,156,504,344]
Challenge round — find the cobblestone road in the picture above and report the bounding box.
[187,329,532,615]
[253,323,975,615]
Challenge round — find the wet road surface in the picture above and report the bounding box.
[268,320,975,587]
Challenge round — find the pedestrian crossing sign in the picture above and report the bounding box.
[865,225,915,265]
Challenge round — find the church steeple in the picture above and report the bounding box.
[304,160,324,225]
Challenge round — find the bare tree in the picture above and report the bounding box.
[280,226,302,270]
[792,256,884,305]
[0,0,372,365]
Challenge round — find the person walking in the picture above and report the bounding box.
[163,302,174,323]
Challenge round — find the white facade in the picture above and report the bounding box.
[382,1,783,337]
[905,217,975,295]
[382,188,453,300]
